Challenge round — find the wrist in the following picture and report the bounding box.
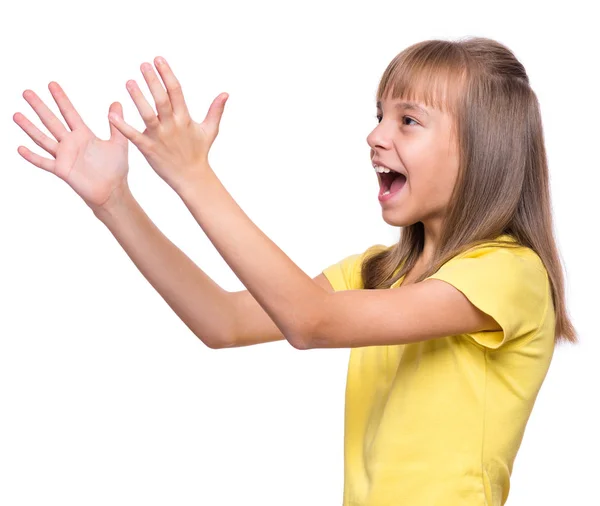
[91,182,135,222]
[176,166,219,202]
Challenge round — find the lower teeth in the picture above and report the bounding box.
[382,190,390,196]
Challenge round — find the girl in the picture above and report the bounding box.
[13,37,577,505]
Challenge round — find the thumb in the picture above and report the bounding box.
[108,102,127,146]
[203,93,228,132]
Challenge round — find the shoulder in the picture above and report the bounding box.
[322,243,391,291]
[425,239,550,349]
[442,238,547,284]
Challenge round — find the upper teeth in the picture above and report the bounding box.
[374,164,400,175]
[374,165,391,173]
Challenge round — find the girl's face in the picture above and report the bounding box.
[367,94,460,234]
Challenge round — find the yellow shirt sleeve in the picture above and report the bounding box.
[322,244,388,291]
[424,246,550,349]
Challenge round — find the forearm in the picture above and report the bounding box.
[178,171,328,349]
[92,183,233,348]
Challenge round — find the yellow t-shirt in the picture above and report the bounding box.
[322,234,555,506]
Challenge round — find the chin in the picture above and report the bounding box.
[382,212,414,227]
[381,213,415,227]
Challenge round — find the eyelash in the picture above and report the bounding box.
[375,114,418,126]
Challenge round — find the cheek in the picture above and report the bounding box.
[410,156,457,202]
[400,135,459,196]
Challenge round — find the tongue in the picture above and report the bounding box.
[390,174,406,193]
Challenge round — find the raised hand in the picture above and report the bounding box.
[108,56,228,193]
[13,83,130,211]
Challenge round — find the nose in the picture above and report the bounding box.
[366,121,393,151]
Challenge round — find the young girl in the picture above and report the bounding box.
[14,37,577,505]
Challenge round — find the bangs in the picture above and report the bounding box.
[376,40,467,120]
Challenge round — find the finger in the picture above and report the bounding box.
[125,80,160,129]
[13,112,59,157]
[16,145,56,174]
[108,102,128,147]
[153,57,190,118]
[108,111,147,148]
[203,93,229,131]
[22,89,69,141]
[140,62,173,123]
[48,82,88,132]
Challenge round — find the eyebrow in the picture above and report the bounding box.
[376,100,430,117]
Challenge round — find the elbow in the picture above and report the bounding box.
[197,332,233,350]
[287,314,324,350]
[292,332,328,350]
[205,339,226,350]
[284,320,316,350]
[287,333,313,350]
[285,288,331,350]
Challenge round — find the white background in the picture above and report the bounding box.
[1,0,597,504]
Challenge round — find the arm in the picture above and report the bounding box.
[94,182,337,350]
[13,73,327,350]
[227,272,335,348]
[176,173,328,349]
[107,57,333,349]
[93,182,234,349]
[97,172,500,350]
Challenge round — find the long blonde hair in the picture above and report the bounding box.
[361,37,577,345]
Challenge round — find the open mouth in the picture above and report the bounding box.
[379,171,407,195]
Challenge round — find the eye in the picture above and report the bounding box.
[375,114,418,126]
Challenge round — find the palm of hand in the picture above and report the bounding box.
[55,129,128,208]
[14,82,130,210]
